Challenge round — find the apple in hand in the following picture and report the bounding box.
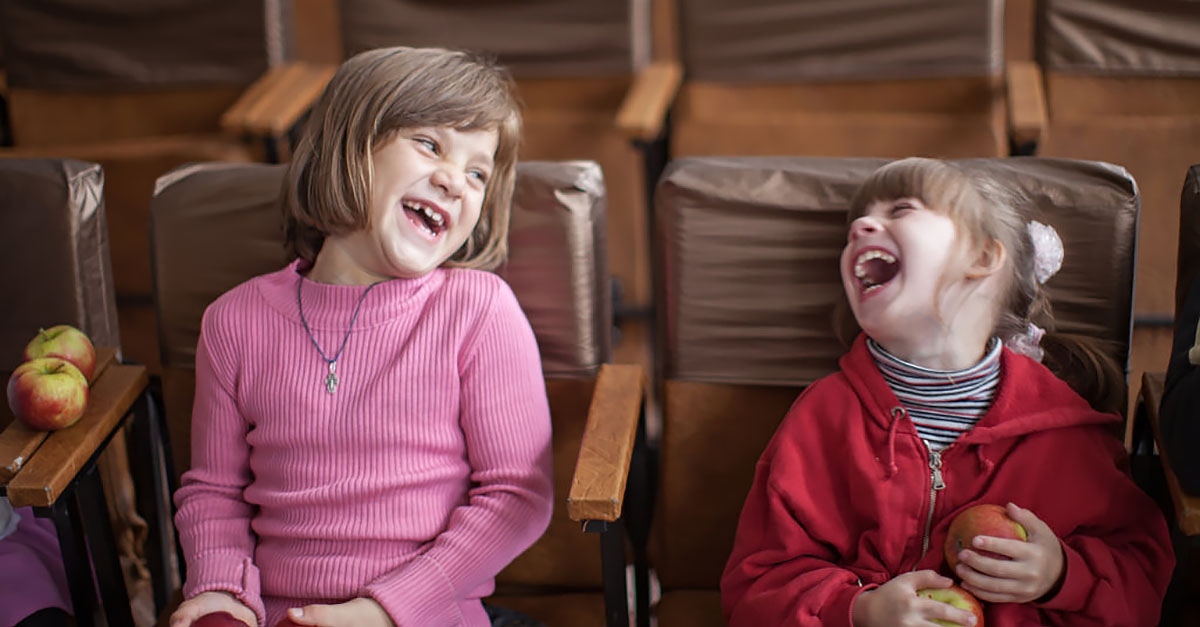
[193,612,253,627]
[917,584,985,627]
[7,358,89,431]
[23,325,96,380]
[944,503,1028,570]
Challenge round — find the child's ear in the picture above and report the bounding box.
[965,239,1006,280]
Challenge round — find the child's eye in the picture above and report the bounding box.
[891,202,914,215]
[468,169,489,184]
[415,137,439,153]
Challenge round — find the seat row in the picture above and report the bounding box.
[2,0,1199,405]
[8,152,1200,625]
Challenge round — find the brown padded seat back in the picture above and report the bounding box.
[0,0,269,89]
[1042,0,1200,76]
[653,156,1139,593]
[680,0,1001,83]
[339,0,636,78]
[150,160,611,594]
[671,0,1007,159]
[151,161,610,378]
[1180,165,1200,318]
[0,158,119,369]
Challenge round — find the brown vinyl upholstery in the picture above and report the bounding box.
[1034,0,1200,410]
[334,0,661,368]
[0,157,154,624]
[0,0,278,374]
[650,156,1139,626]
[149,160,618,626]
[671,0,1008,159]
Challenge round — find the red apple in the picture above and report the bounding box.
[917,584,985,626]
[7,358,89,431]
[193,611,252,627]
[274,619,302,627]
[944,503,1029,570]
[22,325,96,380]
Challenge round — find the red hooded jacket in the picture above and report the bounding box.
[721,335,1173,627]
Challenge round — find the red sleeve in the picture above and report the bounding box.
[1033,430,1174,626]
[721,453,872,627]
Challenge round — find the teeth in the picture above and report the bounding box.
[403,201,446,227]
[853,249,896,279]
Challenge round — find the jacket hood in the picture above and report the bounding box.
[839,334,1120,476]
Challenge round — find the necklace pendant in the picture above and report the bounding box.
[324,361,339,394]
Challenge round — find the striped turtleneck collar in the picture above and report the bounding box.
[867,338,1002,451]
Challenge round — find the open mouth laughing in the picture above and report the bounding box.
[853,248,900,293]
[402,199,449,238]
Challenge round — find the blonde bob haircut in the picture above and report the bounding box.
[283,46,522,271]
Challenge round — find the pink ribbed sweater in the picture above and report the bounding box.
[174,260,554,627]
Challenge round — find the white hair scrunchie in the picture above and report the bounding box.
[1006,322,1046,362]
[1004,221,1064,362]
[1028,220,1064,285]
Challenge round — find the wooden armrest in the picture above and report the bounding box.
[567,363,645,523]
[6,362,148,507]
[616,60,683,142]
[1141,371,1200,535]
[221,62,337,137]
[1005,60,1048,150]
[0,347,118,485]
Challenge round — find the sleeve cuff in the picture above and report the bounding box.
[821,582,875,627]
[184,556,266,627]
[363,554,462,627]
[1035,541,1089,613]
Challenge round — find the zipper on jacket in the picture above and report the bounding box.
[920,446,946,558]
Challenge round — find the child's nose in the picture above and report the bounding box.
[849,216,881,239]
[431,165,464,199]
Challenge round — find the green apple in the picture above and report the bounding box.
[917,584,985,627]
[22,324,96,380]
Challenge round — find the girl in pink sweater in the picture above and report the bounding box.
[169,47,553,627]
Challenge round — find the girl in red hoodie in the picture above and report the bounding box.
[721,158,1173,627]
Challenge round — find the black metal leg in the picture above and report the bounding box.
[45,496,94,627]
[128,388,175,613]
[626,407,654,627]
[78,464,134,627]
[594,517,631,627]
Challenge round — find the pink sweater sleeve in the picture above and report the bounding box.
[174,307,267,626]
[363,285,554,626]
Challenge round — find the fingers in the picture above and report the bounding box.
[1006,502,1050,539]
[901,568,956,591]
[284,606,324,626]
[918,597,979,626]
[956,562,1028,603]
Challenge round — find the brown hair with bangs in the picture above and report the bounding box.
[836,157,1125,414]
[283,46,522,271]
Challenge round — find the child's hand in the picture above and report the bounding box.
[170,591,257,627]
[282,597,394,627]
[851,570,979,626]
[953,502,1065,604]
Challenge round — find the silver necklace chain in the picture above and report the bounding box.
[297,275,383,394]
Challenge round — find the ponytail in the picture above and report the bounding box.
[1040,332,1127,417]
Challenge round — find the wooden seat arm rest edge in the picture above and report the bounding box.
[1005,60,1048,151]
[1140,371,1200,535]
[616,60,683,143]
[566,363,645,523]
[5,361,149,508]
[220,62,338,138]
